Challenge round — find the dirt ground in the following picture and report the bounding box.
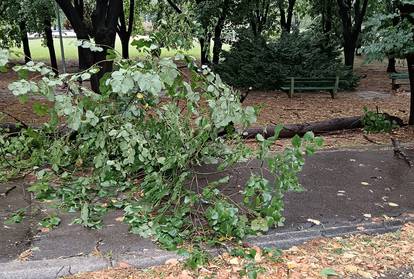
[0,58,412,149]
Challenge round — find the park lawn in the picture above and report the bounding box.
[10,37,203,61]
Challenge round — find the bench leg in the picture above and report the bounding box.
[330,90,336,99]
[392,79,399,90]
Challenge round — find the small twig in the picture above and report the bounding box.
[0,185,17,197]
[363,134,381,145]
[0,111,28,129]
[391,138,413,167]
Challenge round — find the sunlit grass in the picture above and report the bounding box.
[10,37,203,63]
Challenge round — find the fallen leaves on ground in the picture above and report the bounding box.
[65,223,414,279]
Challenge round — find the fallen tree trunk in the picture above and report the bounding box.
[241,115,403,139]
[1,115,404,140]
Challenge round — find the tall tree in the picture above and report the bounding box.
[23,0,58,73]
[364,0,414,125]
[212,0,230,64]
[0,1,32,62]
[117,0,135,59]
[336,0,369,69]
[278,0,296,33]
[398,1,414,125]
[55,0,123,92]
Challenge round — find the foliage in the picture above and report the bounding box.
[362,107,398,133]
[4,208,26,225]
[363,12,414,61]
[0,43,322,253]
[215,30,357,90]
[39,215,61,229]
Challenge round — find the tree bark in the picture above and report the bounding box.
[398,3,414,125]
[117,0,135,59]
[387,57,397,73]
[55,0,122,92]
[336,0,369,69]
[44,19,58,74]
[19,22,31,63]
[279,0,296,33]
[407,55,414,125]
[92,0,122,87]
[241,115,404,139]
[199,34,211,65]
[322,0,333,34]
[212,0,230,64]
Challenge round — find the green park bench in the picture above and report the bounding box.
[280,76,341,99]
[389,72,409,90]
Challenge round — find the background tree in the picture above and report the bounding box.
[0,1,32,62]
[55,0,123,92]
[117,0,136,59]
[363,0,414,124]
[23,0,58,73]
[278,0,296,34]
[336,0,369,69]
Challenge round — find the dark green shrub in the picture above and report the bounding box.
[215,30,358,90]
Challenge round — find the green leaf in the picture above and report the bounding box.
[32,103,49,116]
[256,134,265,142]
[320,267,338,277]
[291,135,302,148]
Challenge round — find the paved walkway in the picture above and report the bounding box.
[1,147,414,278]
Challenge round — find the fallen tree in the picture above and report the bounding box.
[1,114,404,140]
[241,114,404,139]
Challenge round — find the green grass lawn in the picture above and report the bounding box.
[11,37,203,62]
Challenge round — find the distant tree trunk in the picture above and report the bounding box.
[407,55,414,125]
[343,37,356,68]
[279,0,296,33]
[199,35,211,65]
[387,57,397,73]
[117,0,135,59]
[55,0,122,93]
[19,22,31,63]
[44,19,58,74]
[336,0,369,69]
[250,0,270,37]
[322,0,333,34]
[398,2,414,125]
[91,0,122,88]
[212,0,230,64]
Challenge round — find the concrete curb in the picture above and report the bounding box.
[1,216,412,279]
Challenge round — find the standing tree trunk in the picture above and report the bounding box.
[337,0,369,69]
[250,0,270,37]
[117,0,135,59]
[387,57,397,73]
[322,0,333,34]
[399,2,414,125]
[91,0,122,90]
[55,0,122,93]
[44,19,58,74]
[407,55,414,125]
[279,0,296,34]
[212,0,230,64]
[199,35,211,65]
[19,22,31,63]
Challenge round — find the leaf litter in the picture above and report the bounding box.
[65,223,414,279]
